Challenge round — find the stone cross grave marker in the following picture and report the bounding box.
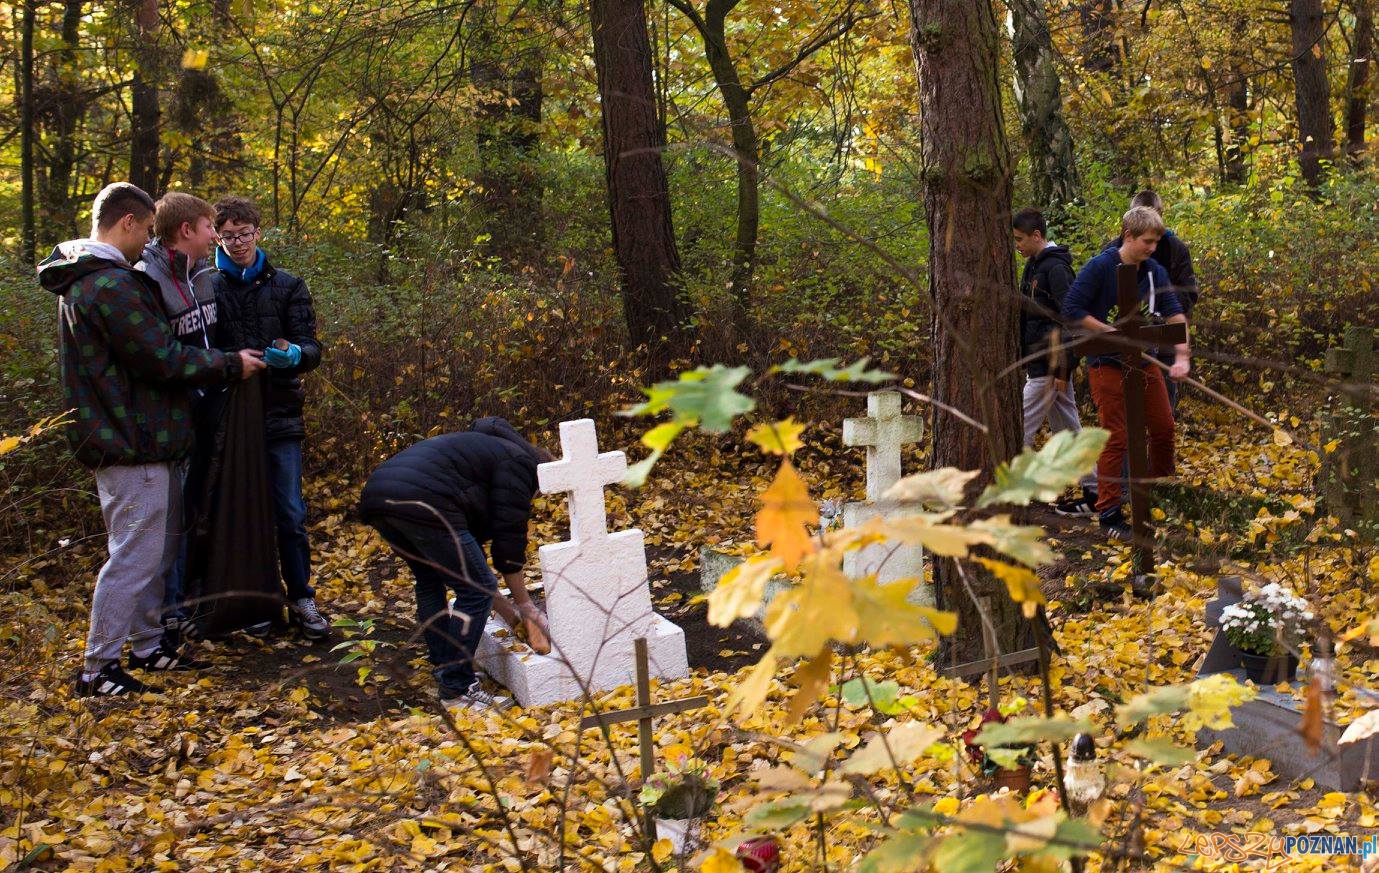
[841,391,930,605]
[1321,326,1379,536]
[1076,263,1188,577]
[1197,576,1379,791]
[579,637,710,840]
[476,419,688,707]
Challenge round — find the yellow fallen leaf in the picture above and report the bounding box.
[651,839,673,864]
[700,847,745,873]
[745,418,806,456]
[785,649,832,726]
[755,460,815,570]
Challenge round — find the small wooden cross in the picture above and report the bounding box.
[579,637,709,840]
[941,597,1041,711]
[1076,263,1188,575]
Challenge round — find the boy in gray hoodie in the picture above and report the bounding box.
[135,192,221,639]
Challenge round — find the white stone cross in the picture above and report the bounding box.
[538,420,627,544]
[843,391,924,503]
[841,392,930,605]
[475,418,688,706]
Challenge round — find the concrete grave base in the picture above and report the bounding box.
[1196,575,1379,792]
[698,545,793,633]
[476,613,688,708]
[1197,672,1379,792]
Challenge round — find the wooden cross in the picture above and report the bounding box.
[1075,263,1188,575]
[940,597,1040,711]
[579,637,709,840]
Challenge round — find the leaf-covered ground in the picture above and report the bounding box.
[2,403,1376,871]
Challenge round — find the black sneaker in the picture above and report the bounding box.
[243,621,273,638]
[128,643,209,672]
[76,661,149,697]
[1100,511,1133,541]
[1054,489,1098,518]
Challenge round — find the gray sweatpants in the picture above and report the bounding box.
[85,462,181,673]
[1022,375,1097,490]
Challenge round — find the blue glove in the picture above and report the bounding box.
[263,343,302,368]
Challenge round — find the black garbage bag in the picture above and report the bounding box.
[184,377,282,636]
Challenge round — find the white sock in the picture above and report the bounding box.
[132,642,160,658]
[81,672,99,682]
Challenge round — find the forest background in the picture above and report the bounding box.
[2,0,1379,869]
[2,0,1379,507]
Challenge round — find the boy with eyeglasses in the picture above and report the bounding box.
[210,196,331,640]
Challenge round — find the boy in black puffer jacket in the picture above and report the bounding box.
[360,418,554,711]
[210,196,329,640]
[1013,207,1097,516]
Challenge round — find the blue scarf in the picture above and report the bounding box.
[215,246,267,282]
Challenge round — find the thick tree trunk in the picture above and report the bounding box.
[909,0,1028,662]
[1345,0,1373,161]
[471,19,544,262]
[129,0,161,192]
[1290,0,1336,187]
[1008,0,1080,213]
[590,0,693,366]
[20,0,35,262]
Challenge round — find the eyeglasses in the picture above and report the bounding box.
[219,230,258,245]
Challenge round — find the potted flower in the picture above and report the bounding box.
[1219,582,1313,683]
[639,756,720,854]
[961,697,1036,793]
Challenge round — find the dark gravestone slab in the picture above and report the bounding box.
[1196,576,1379,791]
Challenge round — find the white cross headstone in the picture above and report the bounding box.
[476,419,688,706]
[841,392,931,605]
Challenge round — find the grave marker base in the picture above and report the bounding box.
[476,614,688,708]
[1196,575,1379,791]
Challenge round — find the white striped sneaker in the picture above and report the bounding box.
[76,662,150,697]
[128,643,209,672]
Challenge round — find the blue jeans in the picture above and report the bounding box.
[162,460,191,622]
[369,517,497,696]
[267,439,314,601]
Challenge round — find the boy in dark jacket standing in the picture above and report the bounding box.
[1013,208,1097,516]
[210,196,330,640]
[360,418,553,711]
[38,183,265,696]
[1063,206,1191,540]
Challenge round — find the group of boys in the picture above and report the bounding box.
[39,182,331,697]
[1015,190,1199,540]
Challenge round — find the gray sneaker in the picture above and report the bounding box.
[289,598,330,640]
[442,681,512,712]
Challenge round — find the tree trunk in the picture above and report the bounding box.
[1223,66,1252,184]
[590,0,693,367]
[1290,0,1336,187]
[700,0,759,341]
[1346,0,1373,161]
[1008,0,1080,214]
[39,0,85,238]
[129,0,161,192]
[471,18,544,262]
[19,0,35,262]
[909,0,1028,662]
